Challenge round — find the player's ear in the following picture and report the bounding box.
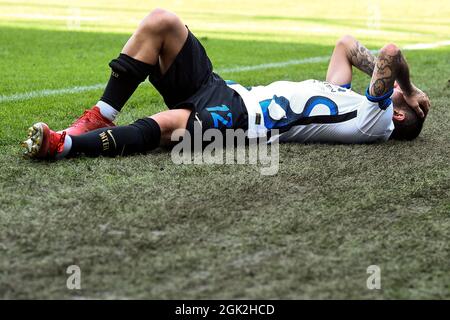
[393,108,406,122]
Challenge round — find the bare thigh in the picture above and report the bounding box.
[150,108,191,146]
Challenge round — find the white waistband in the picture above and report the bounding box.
[227,83,267,138]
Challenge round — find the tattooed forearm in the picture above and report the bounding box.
[395,52,413,95]
[369,45,412,97]
[370,53,398,96]
[347,41,376,76]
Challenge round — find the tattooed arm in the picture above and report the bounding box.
[369,43,430,117]
[326,35,376,86]
[327,36,430,117]
[369,44,408,96]
[346,39,376,77]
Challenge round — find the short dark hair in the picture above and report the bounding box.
[390,103,425,141]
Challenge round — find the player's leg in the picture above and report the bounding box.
[68,109,191,157]
[22,109,191,159]
[101,8,188,111]
[325,35,354,88]
[149,109,192,146]
[121,8,188,74]
[63,9,188,136]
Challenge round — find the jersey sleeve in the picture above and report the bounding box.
[365,87,394,110]
[356,86,395,140]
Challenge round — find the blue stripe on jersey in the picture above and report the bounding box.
[340,83,352,89]
[365,86,394,110]
[259,95,292,129]
[225,80,237,85]
[227,80,252,91]
[303,96,338,117]
[259,95,352,130]
[378,98,392,110]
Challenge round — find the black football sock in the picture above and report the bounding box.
[100,53,156,111]
[68,118,161,157]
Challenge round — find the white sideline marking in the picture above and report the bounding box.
[218,55,330,73]
[1,40,449,104]
[402,40,450,50]
[0,84,105,103]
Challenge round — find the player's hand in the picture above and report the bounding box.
[402,85,430,118]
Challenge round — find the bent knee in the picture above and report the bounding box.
[139,8,182,35]
[336,34,356,47]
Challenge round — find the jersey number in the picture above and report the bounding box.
[206,105,233,129]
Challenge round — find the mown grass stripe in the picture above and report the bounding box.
[1,40,449,104]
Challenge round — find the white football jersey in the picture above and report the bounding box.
[228,79,394,143]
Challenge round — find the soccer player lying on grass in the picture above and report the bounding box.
[22,8,430,160]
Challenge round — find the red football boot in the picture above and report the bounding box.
[63,106,115,136]
[22,122,67,159]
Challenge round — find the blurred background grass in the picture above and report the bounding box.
[1,0,449,43]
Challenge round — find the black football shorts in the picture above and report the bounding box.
[148,28,248,135]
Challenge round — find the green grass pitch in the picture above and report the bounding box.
[0,0,449,299]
